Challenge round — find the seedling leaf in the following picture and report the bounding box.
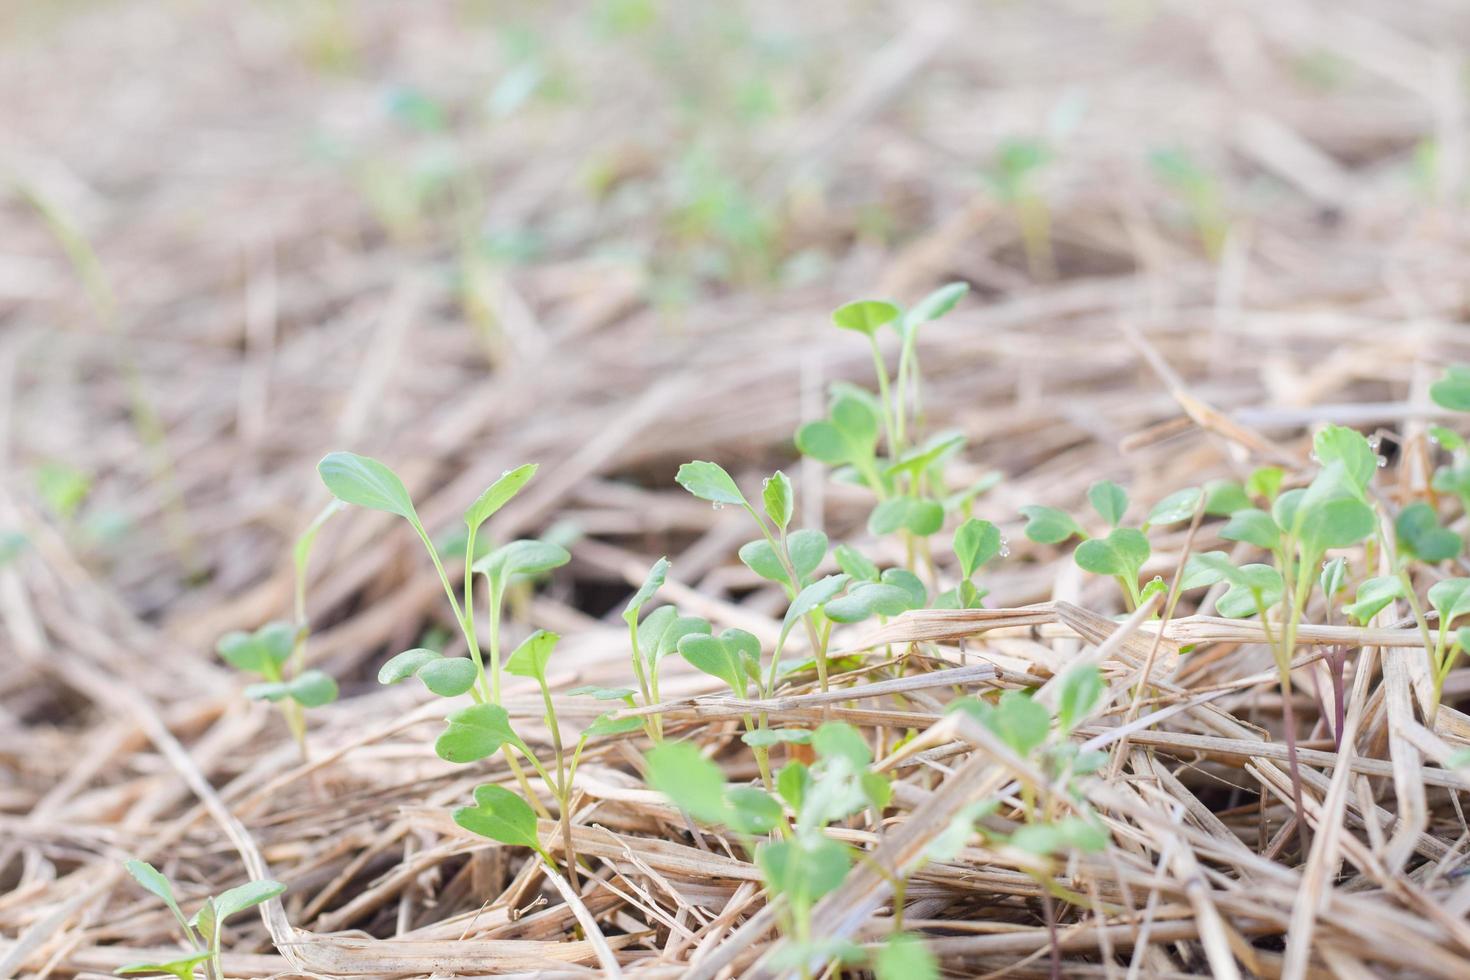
[212,878,286,920]
[453,784,540,850]
[831,299,899,336]
[318,452,416,519]
[379,648,443,685]
[435,704,526,763]
[675,460,747,506]
[1019,505,1081,544]
[1431,365,1470,412]
[1088,480,1128,527]
[1397,502,1461,563]
[954,518,1001,579]
[1146,487,1201,527]
[646,741,728,824]
[415,657,479,697]
[464,463,538,531]
[762,471,793,530]
[504,629,559,682]
[623,556,669,626]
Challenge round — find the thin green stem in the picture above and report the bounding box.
[868,337,899,457]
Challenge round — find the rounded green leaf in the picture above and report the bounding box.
[318,452,416,520]
[1429,578,1470,630]
[794,420,849,465]
[216,630,268,675]
[868,497,944,537]
[453,784,540,850]
[1343,575,1404,625]
[1088,480,1128,527]
[787,528,829,582]
[1396,502,1461,563]
[1215,565,1283,618]
[1056,665,1103,733]
[379,648,443,685]
[435,703,524,764]
[287,670,338,707]
[813,721,871,766]
[474,539,570,589]
[1019,505,1081,545]
[646,741,728,824]
[756,835,851,902]
[256,622,295,669]
[780,573,849,646]
[1073,528,1150,579]
[833,544,879,582]
[1220,508,1280,550]
[464,463,538,531]
[1247,466,1285,502]
[823,582,915,623]
[1202,480,1251,516]
[1431,365,1470,412]
[875,933,939,980]
[742,728,813,748]
[986,690,1050,757]
[415,657,479,697]
[678,632,749,694]
[675,460,747,506]
[725,786,782,834]
[1146,487,1202,527]
[831,299,900,336]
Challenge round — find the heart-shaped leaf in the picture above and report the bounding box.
[453,784,540,850]
[986,690,1050,757]
[435,703,525,763]
[787,528,828,582]
[675,460,747,506]
[679,629,758,694]
[831,299,900,336]
[1294,463,1376,559]
[1343,575,1404,625]
[725,786,782,834]
[1396,502,1461,563]
[285,670,338,707]
[464,463,538,531]
[1429,578,1470,630]
[1088,480,1128,527]
[1074,528,1150,579]
[762,471,793,530]
[505,629,559,683]
[1019,505,1082,545]
[756,835,851,902]
[739,539,788,585]
[795,394,879,467]
[318,452,416,520]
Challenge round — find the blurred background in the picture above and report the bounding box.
[3,0,1469,693]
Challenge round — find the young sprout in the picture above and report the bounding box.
[1149,147,1228,259]
[985,138,1055,279]
[217,621,337,754]
[119,860,284,980]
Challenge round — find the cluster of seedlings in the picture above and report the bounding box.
[118,285,1470,977]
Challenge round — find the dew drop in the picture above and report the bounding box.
[712,501,725,511]
[1367,435,1382,450]
[1377,455,1388,468]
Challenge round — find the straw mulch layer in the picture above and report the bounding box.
[4,1,1470,976]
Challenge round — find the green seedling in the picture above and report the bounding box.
[646,722,893,974]
[217,621,337,753]
[118,860,283,980]
[1149,147,1229,259]
[319,453,598,876]
[1183,425,1379,852]
[796,285,996,576]
[985,138,1055,279]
